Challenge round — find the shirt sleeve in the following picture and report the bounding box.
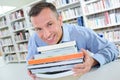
[85,28,119,66]
[26,34,39,61]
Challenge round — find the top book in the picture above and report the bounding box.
[37,41,76,52]
[34,41,78,59]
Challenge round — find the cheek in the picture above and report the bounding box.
[38,33,43,39]
[56,28,62,37]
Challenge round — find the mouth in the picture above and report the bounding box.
[46,34,56,44]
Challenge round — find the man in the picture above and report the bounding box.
[26,1,119,80]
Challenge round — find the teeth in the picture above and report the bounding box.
[47,36,53,40]
[47,37,52,40]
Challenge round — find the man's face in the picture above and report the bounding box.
[31,8,63,45]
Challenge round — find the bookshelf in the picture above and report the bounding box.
[0,8,29,63]
[0,0,44,63]
[23,0,45,36]
[9,8,30,62]
[47,0,84,26]
[0,40,2,56]
[81,0,120,53]
[0,14,18,63]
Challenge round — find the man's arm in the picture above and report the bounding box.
[72,48,98,76]
[85,28,119,66]
[26,33,39,61]
[72,27,119,76]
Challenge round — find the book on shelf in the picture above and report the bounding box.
[116,9,120,23]
[77,16,84,26]
[27,41,84,79]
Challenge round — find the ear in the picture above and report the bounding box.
[58,15,63,26]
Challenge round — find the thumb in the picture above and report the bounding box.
[81,48,89,61]
[81,48,88,56]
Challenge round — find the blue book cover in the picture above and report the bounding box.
[77,16,84,26]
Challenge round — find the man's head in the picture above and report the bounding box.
[29,2,63,45]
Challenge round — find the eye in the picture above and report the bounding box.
[35,28,42,32]
[47,23,53,27]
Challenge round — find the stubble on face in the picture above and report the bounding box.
[31,8,63,45]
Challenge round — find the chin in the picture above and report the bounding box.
[46,42,54,45]
[47,41,57,45]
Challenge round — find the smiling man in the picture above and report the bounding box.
[31,8,63,45]
[26,1,119,80]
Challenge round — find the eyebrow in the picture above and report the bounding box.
[34,27,41,29]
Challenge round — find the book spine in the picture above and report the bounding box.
[28,52,83,65]
[31,64,76,74]
[28,58,83,69]
[37,41,76,52]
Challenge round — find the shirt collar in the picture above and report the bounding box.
[60,24,70,43]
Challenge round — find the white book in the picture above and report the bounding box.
[34,46,77,59]
[34,41,77,59]
[109,10,116,24]
[35,70,74,79]
[116,9,120,23]
[37,41,76,52]
[31,64,77,74]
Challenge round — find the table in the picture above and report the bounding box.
[0,59,119,80]
[41,59,120,80]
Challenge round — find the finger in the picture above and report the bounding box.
[81,48,89,57]
[28,70,36,79]
[73,68,84,73]
[27,70,31,75]
[73,67,89,75]
[73,63,85,69]
[73,68,84,76]
[81,49,95,67]
[72,65,85,75]
[81,48,90,61]
[73,72,83,76]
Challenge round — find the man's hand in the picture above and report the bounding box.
[72,48,98,76]
[27,57,37,80]
[28,70,37,80]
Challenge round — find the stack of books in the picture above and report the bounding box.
[27,41,84,79]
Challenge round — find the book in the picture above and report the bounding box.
[35,46,78,59]
[37,41,76,52]
[31,64,77,74]
[28,58,83,74]
[34,41,77,59]
[77,16,84,26]
[28,58,83,69]
[35,70,74,79]
[27,41,84,78]
[28,52,83,65]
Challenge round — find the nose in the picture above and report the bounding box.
[43,28,51,38]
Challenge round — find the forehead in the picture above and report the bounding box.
[31,8,57,25]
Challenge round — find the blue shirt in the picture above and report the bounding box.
[26,24,119,66]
